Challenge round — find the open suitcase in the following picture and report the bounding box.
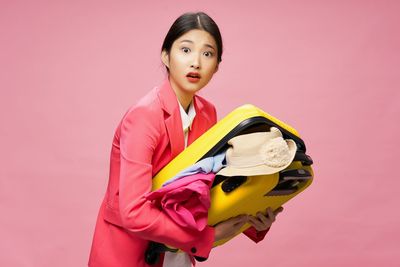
[152,104,314,247]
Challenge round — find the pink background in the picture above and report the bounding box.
[1,1,399,266]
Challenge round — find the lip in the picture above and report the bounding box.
[187,76,200,83]
[186,72,201,79]
[186,72,201,83]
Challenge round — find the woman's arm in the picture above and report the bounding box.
[118,106,214,258]
[243,207,284,243]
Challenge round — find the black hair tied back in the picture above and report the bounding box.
[161,12,223,68]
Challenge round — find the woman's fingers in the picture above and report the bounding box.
[248,207,284,231]
[257,211,269,225]
[228,215,248,229]
[233,215,249,230]
[248,215,266,231]
[266,208,276,222]
[215,214,249,240]
[216,208,284,241]
[274,206,284,216]
[234,214,248,223]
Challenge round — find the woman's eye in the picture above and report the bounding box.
[181,47,190,53]
[204,51,214,57]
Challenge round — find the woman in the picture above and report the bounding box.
[88,12,282,267]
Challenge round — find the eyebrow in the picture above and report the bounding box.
[180,40,216,51]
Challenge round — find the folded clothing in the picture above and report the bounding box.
[145,173,216,232]
[162,151,226,187]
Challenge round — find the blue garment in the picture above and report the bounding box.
[162,151,227,187]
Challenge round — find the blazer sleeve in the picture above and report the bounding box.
[118,106,214,259]
[242,227,269,243]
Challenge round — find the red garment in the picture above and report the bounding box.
[88,78,268,267]
[243,226,270,243]
[145,172,269,243]
[88,78,217,267]
[145,173,216,232]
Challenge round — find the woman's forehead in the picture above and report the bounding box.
[175,29,217,49]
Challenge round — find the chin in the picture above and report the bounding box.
[184,83,202,93]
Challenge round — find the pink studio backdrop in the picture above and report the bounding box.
[1,1,399,266]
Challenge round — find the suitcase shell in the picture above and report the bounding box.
[152,104,314,247]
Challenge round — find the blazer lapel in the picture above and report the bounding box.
[187,95,208,146]
[157,78,185,159]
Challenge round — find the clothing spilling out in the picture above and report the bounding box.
[145,126,308,240]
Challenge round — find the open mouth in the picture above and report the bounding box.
[186,73,201,79]
[186,72,201,83]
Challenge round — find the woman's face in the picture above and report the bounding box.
[162,29,219,98]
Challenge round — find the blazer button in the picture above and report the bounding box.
[191,247,197,254]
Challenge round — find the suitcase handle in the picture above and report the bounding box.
[221,176,247,193]
[279,169,312,180]
[294,151,313,166]
[265,169,312,196]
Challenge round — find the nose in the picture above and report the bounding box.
[190,54,201,69]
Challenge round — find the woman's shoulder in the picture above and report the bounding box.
[194,94,216,111]
[122,86,163,123]
[194,94,218,124]
[194,94,217,117]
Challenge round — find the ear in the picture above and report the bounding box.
[161,50,170,68]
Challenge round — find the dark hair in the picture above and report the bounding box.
[161,12,223,71]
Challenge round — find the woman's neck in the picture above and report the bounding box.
[175,91,193,112]
[168,77,194,111]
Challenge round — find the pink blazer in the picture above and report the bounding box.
[88,78,267,267]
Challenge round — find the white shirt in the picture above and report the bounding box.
[163,98,196,267]
[179,99,196,148]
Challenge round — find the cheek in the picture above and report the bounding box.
[171,53,188,66]
[204,62,218,76]
[169,61,184,75]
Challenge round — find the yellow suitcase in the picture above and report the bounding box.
[152,104,314,247]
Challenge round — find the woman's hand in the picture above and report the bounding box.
[214,214,249,242]
[213,207,283,243]
[248,207,283,231]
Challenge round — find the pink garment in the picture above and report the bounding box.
[145,173,216,232]
[89,77,269,267]
[88,78,217,267]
